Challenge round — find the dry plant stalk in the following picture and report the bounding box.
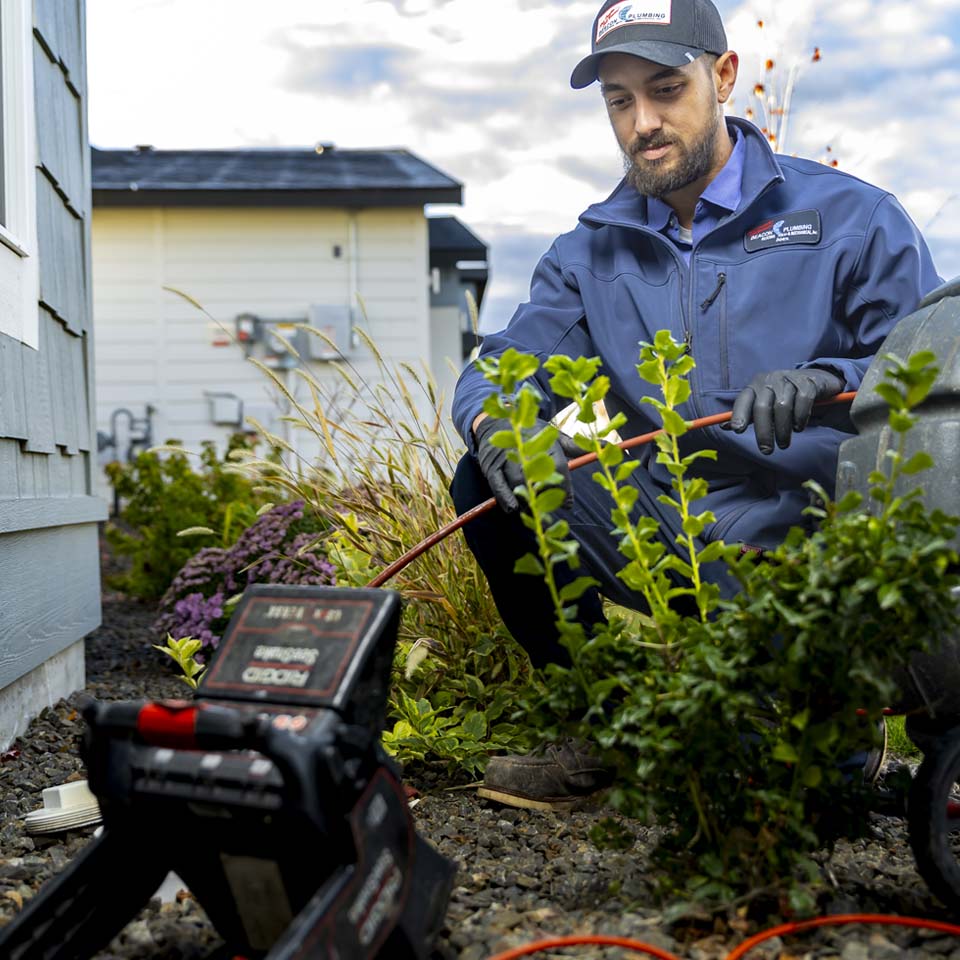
[232,298,504,652]
[730,18,837,167]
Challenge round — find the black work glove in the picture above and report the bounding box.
[473,416,581,513]
[729,368,845,455]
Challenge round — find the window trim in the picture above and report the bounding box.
[0,0,38,348]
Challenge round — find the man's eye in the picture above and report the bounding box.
[607,97,630,109]
[656,84,683,97]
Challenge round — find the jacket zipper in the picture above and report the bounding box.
[700,272,729,390]
[686,251,703,418]
[719,275,730,390]
[700,273,726,310]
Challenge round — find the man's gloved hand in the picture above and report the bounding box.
[729,368,845,455]
[473,416,581,513]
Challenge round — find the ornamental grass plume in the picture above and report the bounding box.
[227,299,534,769]
[229,297,507,657]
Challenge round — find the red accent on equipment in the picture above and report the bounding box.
[136,703,199,749]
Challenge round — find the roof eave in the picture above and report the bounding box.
[92,186,463,208]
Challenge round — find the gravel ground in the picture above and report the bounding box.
[1,577,959,958]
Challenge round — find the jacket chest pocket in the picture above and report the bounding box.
[602,273,683,356]
[698,272,729,390]
[720,253,843,391]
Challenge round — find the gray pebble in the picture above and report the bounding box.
[840,941,869,960]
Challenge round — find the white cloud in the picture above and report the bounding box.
[87,0,960,331]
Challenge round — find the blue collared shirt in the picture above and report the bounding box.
[646,123,745,264]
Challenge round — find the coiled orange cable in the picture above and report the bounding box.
[485,913,960,960]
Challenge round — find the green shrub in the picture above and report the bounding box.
[105,433,274,601]
[481,336,958,911]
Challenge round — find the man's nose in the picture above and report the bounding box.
[633,99,662,140]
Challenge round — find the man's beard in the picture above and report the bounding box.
[623,113,722,198]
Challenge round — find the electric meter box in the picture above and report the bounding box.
[205,392,243,428]
[298,304,353,361]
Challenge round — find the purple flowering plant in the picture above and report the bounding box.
[155,500,335,649]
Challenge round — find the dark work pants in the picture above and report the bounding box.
[450,453,741,669]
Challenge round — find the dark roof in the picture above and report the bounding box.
[428,216,487,264]
[91,146,462,208]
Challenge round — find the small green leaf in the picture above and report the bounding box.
[682,515,706,538]
[636,360,661,384]
[878,582,902,609]
[907,349,938,371]
[523,424,559,457]
[535,488,567,514]
[460,711,487,739]
[599,443,624,468]
[560,576,600,602]
[664,377,692,407]
[525,452,557,483]
[489,429,517,450]
[802,765,823,788]
[836,490,862,512]
[660,409,689,436]
[697,542,729,564]
[873,382,903,409]
[901,451,935,475]
[682,450,718,466]
[514,554,546,576]
[889,410,916,433]
[773,743,799,764]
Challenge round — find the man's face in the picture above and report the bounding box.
[598,53,724,198]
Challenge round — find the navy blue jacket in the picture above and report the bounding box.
[452,118,942,548]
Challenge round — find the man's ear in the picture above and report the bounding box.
[715,51,739,104]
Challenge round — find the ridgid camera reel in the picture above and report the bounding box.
[0,585,455,960]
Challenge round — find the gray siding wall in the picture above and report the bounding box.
[0,0,103,693]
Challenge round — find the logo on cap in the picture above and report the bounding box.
[597,1,674,44]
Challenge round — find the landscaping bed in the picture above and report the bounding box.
[1,594,959,959]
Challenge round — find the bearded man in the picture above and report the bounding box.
[449,0,942,811]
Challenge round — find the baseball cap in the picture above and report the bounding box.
[571,0,727,89]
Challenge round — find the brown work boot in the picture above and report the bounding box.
[478,738,614,812]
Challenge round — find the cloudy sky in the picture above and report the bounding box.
[87,0,960,331]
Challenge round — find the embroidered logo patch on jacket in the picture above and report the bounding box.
[744,210,822,252]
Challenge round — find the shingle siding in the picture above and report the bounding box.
[0,0,103,721]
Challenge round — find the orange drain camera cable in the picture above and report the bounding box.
[367,393,857,589]
[484,915,960,960]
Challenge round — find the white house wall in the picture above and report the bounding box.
[92,206,434,492]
